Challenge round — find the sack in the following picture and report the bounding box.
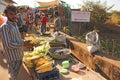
[86,31,100,53]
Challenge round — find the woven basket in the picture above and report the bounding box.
[48,47,70,59]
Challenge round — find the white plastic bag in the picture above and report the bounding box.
[86,31,100,53]
[55,34,66,43]
[87,45,100,53]
[52,32,66,44]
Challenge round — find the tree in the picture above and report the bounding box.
[81,0,113,28]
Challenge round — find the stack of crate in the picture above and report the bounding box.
[37,68,59,80]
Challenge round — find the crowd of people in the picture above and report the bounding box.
[16,6,62,39]
[16,7,48,39]
[0,4,62,80]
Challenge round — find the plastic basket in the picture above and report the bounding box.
[37,68,59,80]
[48,47,70,59]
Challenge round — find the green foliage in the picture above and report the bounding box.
[73,28,120,58]
[74,29,99,43]
[101,39,120,58]
[75,32,87,43]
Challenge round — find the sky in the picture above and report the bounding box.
[13,0,120,11]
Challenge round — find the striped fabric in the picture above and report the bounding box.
[8,60,22,80]
[0,20,24,62]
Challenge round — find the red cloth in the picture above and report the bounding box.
[41,16,48,25]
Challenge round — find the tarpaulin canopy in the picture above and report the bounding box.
[37,0,58,6]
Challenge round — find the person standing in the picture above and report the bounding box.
[53,11,62,32]
[17,7,28,39]
[0,5,32,80]
[41,13,48,35]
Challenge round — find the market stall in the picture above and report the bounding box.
[23,32,86,80]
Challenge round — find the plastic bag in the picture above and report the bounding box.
[53,32,66,43]
[55,34,66,43]
[86,31,100,53]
